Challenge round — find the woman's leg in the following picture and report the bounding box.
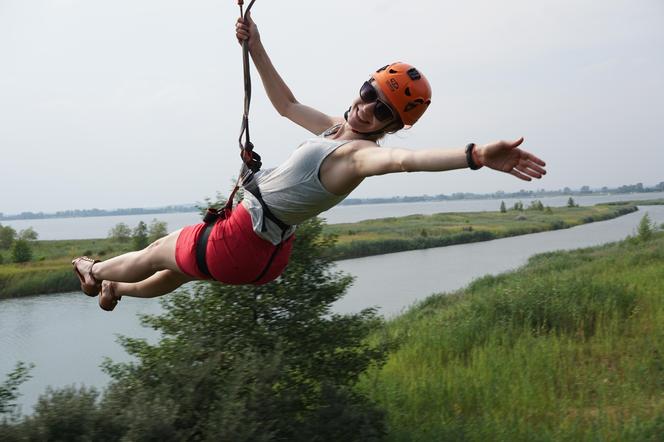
[113,269,194,299]
[91,228,185,283]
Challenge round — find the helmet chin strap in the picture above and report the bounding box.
[344,107,391,137]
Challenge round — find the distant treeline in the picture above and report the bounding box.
[2,181,663,220]
[340,181,664,206]
[0,205,197,221]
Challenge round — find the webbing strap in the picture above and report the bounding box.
[238,0,261,174]
[243,176,291,233]
[196,222,215,278]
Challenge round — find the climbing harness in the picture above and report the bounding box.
[196,0,291,281]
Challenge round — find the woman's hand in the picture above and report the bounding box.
[235,12,261,51]
[478,137,547,181]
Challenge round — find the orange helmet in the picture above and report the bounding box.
[372,62,432,126]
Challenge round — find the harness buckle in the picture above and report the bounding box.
[203,208,222,224]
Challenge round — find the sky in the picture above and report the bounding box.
[1,0,663,215]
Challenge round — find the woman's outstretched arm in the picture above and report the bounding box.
[236,13,341,135]
[351,138,547,181]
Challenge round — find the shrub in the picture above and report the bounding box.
[0,362,33,416]
[107,223,131,242]
[148,219,168,243]
[0,226,16,249]
[17,228,38,241]
[11,240,32,263]
[637,213,654,242]
[132,221,148,250]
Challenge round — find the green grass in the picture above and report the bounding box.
[0,240,134,298]
[358,232,664,441]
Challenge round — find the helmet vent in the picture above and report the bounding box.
[407,68,421,80]
[389,68,399,74]
[405,87,412,97]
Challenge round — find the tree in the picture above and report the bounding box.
[528,200,544,211]
[98,217,389,440]
[0,225,16,249]
[637,213,654,242]
[132,221,149,250]
[18,227,38,241]
[147,219,168,243]
[499,201,506,213]
[512,201,523,211]
[11,239,32,263]
[0,363,33,416]
[567,197,577,208]
[108,223,132,242]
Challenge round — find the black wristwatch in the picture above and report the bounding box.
[465,143,482,170]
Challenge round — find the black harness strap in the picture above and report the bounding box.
[242,176,291,233]
[196,222,215,278]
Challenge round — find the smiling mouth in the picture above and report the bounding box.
[355,108,370,124]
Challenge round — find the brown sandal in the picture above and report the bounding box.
[71,256,102,297]
[99,281,121,312]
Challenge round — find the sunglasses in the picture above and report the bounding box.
[359,81,396,122]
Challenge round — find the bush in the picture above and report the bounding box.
[11,240,32,263]
[17,386,118,442]
[132,221,149,250]
[0,225,16,249]
[0,363,33,416]
[148,219,168,243]
[17,228,38,241]
[637,213,654,242]
[107,223,131,242]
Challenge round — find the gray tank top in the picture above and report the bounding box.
[242,130,352,244]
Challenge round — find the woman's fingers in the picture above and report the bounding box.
[516,164,542,179]
[517,157,546,176]
[520,150,545,166]
[510,168,532,181]
[526,160,546,175]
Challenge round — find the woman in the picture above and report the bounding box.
[72,13,546,311]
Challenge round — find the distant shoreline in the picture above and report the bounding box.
[2,186,663,221]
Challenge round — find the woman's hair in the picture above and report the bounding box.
[365,119,405,144]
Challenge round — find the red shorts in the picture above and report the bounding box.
[175,203,294,285]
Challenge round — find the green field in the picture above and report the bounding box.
[358,231,664,441]
[0,202,647,298]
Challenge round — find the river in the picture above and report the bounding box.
[3,192,663,240]
[1,200,663,414]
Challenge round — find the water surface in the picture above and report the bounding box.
[1,204,663,414]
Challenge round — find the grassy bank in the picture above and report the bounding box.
[0,203,642,298]
[358,232,664,441]
[325,203,638,260]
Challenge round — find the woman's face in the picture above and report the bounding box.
[346,79,398,133]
